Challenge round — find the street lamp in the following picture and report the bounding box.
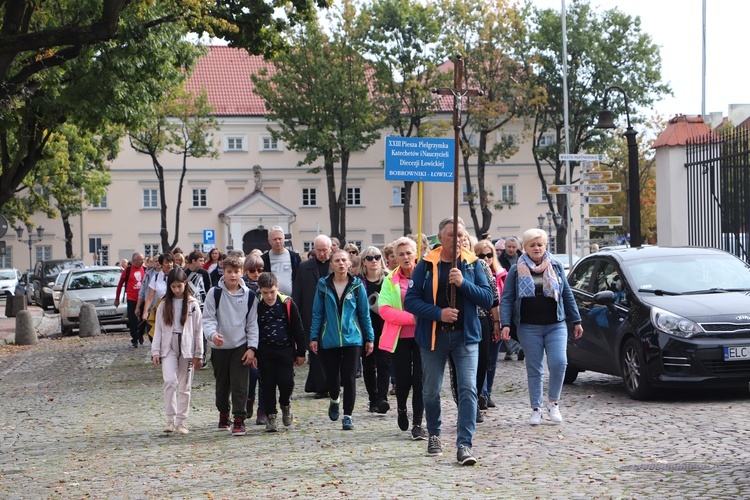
[15,224,44,272]
[538,210,562,253]
[594,85,642,248]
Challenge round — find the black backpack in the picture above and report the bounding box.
[213,287,255,313]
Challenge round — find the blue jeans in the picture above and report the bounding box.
[516,322,568,409]
[482,339,501,398]
[420,330,478,448]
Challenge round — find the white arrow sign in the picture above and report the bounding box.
[582,171,613,181]
[547,184,580,194]
[585,216,623,226]
[582,183,621,193]
[559,154,604,161]
[585,195,613,204]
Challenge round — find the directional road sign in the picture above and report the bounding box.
[582,183,621,193]
[547,184,580,194]
[582,171,613,181]
[559,154,604,162]
[584,216,623,226]
[584,195,613,204]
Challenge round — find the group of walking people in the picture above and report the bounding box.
[121,218,583,466]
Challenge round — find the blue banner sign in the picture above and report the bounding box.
[385,137,455,182]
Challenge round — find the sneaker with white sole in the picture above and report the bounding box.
[164,421,175,433]
[427,435,442,456]
[547,401,563,424]
[175,423,189,435]
[457,445,477,466]
[529,408,542,426]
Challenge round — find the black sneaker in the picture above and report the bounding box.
[397,409,409,431]
[517,349,525,361]
[131,340,138,348]
[411,425,426,441]
[427,435,442,456]
[368,402,378,413]
[457,445,477,466]
[478,395,488,410]
[476,408,484,423]
[486,395,497,408]
[377,400,390,414]
[328,399,340,421]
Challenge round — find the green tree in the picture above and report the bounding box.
[357,0,449,235]
[253,5,381,242]
[526,0,670,252]
[0,0,328,217]
[128,86,218,253]
[439,0,544,238]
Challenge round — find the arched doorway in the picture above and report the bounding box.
[243,229,270,255]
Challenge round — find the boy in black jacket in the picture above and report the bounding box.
[256,272,306,432]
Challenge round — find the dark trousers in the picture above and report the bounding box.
[257,344,295,415]
[391,337,423,426]
[248,367,264,411]
[211,345,250,420]
[363,329,391,404]
[319,345,361,416]
[127,300,145,344]
[304,351,328,394]
[476,315,491,397]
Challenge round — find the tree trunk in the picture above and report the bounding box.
[324,151,338,239]
[476,132,492,237]
[402,180,413,236]
[170,149,189,250]
[147,153,170,253]
[337,151,350,244]
[62,215,74,258]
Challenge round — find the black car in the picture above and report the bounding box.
[31,258,85,310]
[565,246,750,399]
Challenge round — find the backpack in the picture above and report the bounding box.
[213,286,255,313]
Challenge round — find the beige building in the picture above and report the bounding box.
[2,46,582,270]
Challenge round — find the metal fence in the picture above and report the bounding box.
[686,127,750,260]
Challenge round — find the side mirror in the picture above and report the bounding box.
[593,290,615,305]
[53,284,62,292]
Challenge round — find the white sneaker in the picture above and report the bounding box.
[176,423,189,435]
[529,408,542,426]
[547,402,563,424]
[164,421,175,433]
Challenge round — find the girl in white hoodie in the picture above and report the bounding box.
[151,268,203,434]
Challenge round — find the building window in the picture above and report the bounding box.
[347,187,361,206]
[144,244,159,257]
[303,241,314,253]
[0,246,13,268]
[226,136,245,152]
[392,187,405,206]
[193,243,203,252]
[192,188,207,208]
[261,136,280,151]
[142,189,158,208]
[92,244,109,265]
[538,134,554,146]
[91,193,108,209]
[462,185,476,203]
[501,184,516,203]
[541,185,548,202]
[302,188,317,207]
[35,245,52,262]
[349,240,363,250]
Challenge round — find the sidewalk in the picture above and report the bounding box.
[0,303,51,345]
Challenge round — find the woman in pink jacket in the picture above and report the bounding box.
[378,237,424,440]
[151,268,203,435]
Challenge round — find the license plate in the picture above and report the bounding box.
[724,346,750,361]
[97,308,118,317]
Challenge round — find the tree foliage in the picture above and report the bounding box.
[128,85,218,253]
[526,0,671,252]
[253,2,381,242]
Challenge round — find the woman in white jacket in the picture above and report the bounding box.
[151,268,203,434]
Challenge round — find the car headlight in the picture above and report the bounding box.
[62,297,83,309]
[651,306,703,338]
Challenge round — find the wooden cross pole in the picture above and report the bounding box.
[431,54,484,307]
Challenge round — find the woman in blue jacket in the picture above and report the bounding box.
[309,249,375,430]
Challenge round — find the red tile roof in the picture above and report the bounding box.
[652,114,714,148]
[185,46,272,116]
[185,46,453,117]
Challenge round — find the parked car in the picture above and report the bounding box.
[59,266,127,336]
[565,246,750,400]
[31,258,85,310]
[0,268,21,298]
[51,270,71,312]
[15,272,34,306]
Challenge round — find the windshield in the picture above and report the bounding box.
[66,270,119,290]
[628,253,750,294]
[0,271,16,280]
[45,261,83,278]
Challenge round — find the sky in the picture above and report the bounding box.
[533,0,749,120]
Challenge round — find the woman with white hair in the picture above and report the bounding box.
[500,228,583,426]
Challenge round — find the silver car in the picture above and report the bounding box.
[59,267,127,336]
[51,270,71,312]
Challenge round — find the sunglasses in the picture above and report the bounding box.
[364,255,382,262]
[248,267,263,273]
[477,252,494,260]
[349,250,359,255]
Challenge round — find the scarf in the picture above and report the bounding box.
[516,252,559,301]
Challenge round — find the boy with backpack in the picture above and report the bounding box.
[255,272,306,432]
[203,256,259,436]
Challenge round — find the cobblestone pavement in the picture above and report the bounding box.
[1,329,750,499]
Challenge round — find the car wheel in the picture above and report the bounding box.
[620,337,652,400]
[60,317,73,336]
[563,365,579,385]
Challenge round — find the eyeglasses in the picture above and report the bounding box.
[364,255,382,262]
[248,267,263,273]
[477,253,494,260]
[349,250,359,255]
